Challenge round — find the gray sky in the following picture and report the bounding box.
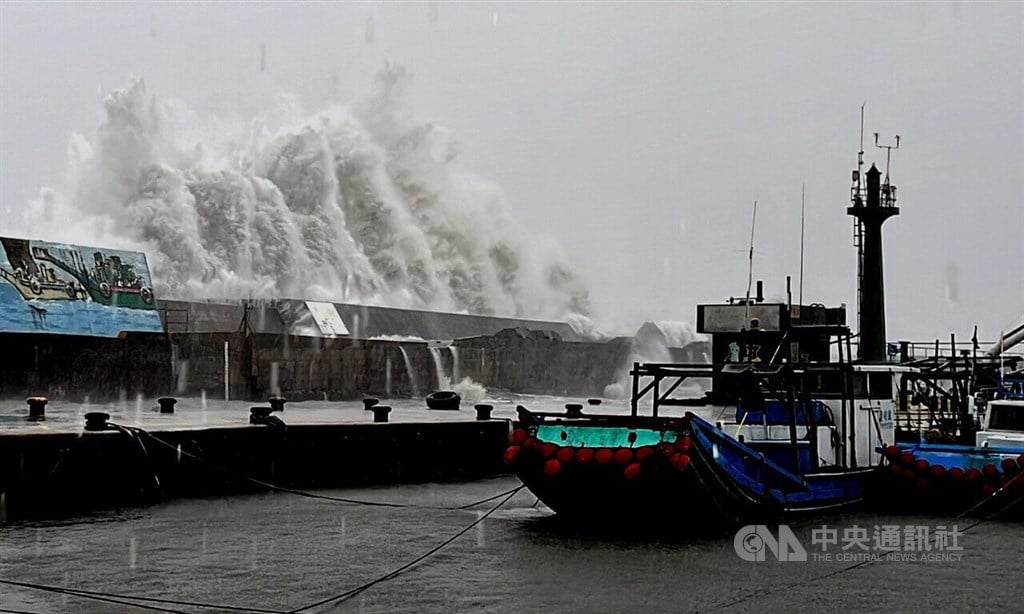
[1,1,1021,341]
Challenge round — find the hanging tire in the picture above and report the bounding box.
[99,282,112,299]
[65,282,77,299]
[141,287,153,304]
[30,278,42,295]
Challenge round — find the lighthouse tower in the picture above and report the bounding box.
[848,137,900,362]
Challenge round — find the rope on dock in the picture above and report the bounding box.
[286,485,525,613]
[115,423,519,512]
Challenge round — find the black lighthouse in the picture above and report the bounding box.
[848,159,899,362]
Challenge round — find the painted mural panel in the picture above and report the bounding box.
[0,236,163,336]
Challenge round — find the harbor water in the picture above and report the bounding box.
[2,479,1023,612]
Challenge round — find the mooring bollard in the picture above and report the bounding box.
[268,397,286,412]
[587,398,602,406]
[516,405,530,424]
[250,406,273,424]
[84,412,111,431]
[565,403,584,418]
[26,397,47,421]
[363,398,379,411]
[475,404,494,420]
[372,405,392,423]
[157,397,177,414]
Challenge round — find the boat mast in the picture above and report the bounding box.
[799,184,805,310]
[744,200,758,324]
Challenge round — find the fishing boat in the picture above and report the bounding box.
[507,134,911,528]
[872,374,1024,519]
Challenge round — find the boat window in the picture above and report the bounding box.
[987,403,1024,431]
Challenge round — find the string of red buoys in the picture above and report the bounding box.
[504,428,694,480]
[881,444,1024,495]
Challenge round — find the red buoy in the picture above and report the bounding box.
[1001,458,1020,474]
[889,463,903,477]
[929,465,947,479]
[503,445,520,465]
[676,435,693,452]
[557,447,575,464]
[544,459,561,476]
[982,463,998,477]
[965,468,983,482]
[576,448,595,463]
[595,448,614,464]
[901,469,916,481]
[948,467,965,481]
[915,459,930,472]
[982,483,997,496]
[1018,454,1024,467]
[883,445,901,460]
[540,442,558,459]
[671,453,692,471]
[659,442,675,457]
[614,448,634,464]
[635,446,655,463]
[510,429,528,444]
[523,437,538,450]
[899,452,915,466]
[623,463,641,480]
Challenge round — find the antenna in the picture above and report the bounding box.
[799,184,805,309]
[874,132,901,182]
[744,200,758,323]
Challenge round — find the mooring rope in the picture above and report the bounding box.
[286,485,525,613]
[113,423,518,512]
[0,578,279,613]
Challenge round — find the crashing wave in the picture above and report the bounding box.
[16,63,591,322]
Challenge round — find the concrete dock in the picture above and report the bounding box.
[0,394,619,521]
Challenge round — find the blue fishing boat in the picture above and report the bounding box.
[508,133,914,528]
[873,377,1024,519]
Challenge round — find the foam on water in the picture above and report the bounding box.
[10,63,591,323]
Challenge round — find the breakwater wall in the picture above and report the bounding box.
[0,329,647,402]
[0,418,510,521]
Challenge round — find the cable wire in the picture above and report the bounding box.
[0,579,284,613]
[287,485,524,613]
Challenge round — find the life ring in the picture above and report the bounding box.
[65,282,77,299]
[426,390,461,410]
[29,277,42,295]
[141,287,153,304]
[99,282,112,299]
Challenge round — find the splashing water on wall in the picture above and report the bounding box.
[12,63,591,322]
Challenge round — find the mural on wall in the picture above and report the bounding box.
[0,236,164,336]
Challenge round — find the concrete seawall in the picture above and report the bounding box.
[0,329,642,402]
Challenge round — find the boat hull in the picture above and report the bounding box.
[507,411,872,530]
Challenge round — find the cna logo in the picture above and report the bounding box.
[734,525,808,562]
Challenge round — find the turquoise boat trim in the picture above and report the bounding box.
[534,424,678,448]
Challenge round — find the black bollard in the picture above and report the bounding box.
[372,405,392,423]
[157,397,177,414]
[84,412,110,431]
[363,398,380,411]
[268,397,286,412]
[516,405,531,424]
[587,398,602,406]
[565,403,584,418]
[250,406,272,424]
[475,404,494,421]
[26,397,47,421]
